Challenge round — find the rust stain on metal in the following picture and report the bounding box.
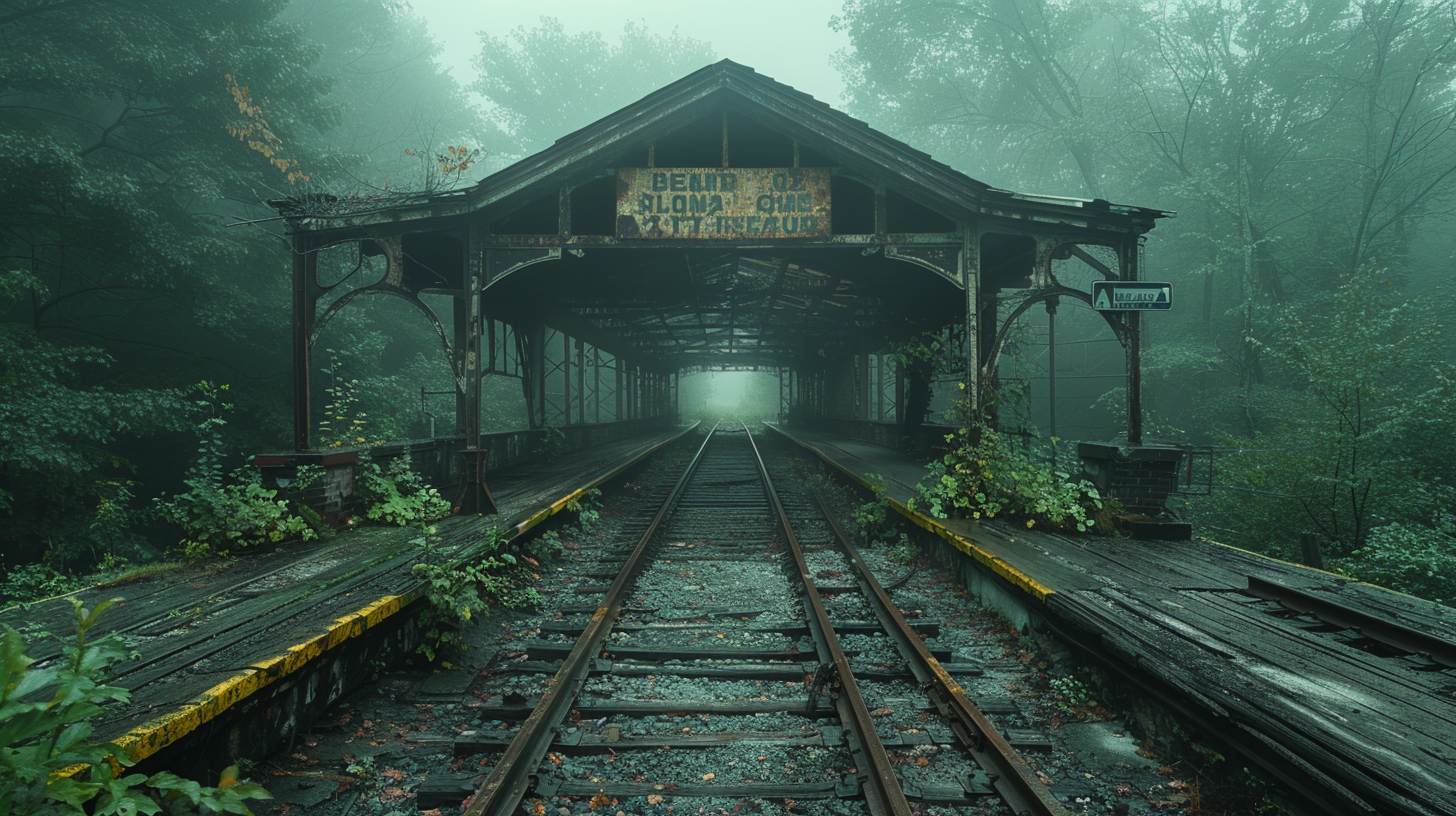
[616,167,830,239]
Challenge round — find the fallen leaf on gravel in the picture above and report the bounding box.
[870,708,893,716]
[701,773,715,781]
[915,758,929,767]
[589,790,611,809]
[380,787,406,799]
[382,769,405,781]
[648,795,664,805]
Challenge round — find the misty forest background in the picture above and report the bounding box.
[3,0,1455,604]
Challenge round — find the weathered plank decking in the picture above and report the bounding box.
[771,425,1456,816]
[1,425,694,774]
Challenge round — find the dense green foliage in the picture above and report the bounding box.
[915,423,1104,533]
[836,0,1456,600]
[356,456,452,527]
[3,0,1454,609]
[0,0,515,575]
[0,599,269,814]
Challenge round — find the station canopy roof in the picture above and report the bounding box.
[278,60,1169,372]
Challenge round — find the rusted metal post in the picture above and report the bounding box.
[1124,240,1143,445]
[290,236,316,452]
[962,229,980,412]
[893,355,903,423]
[453,295,469,435]
[459,250,497,515]
[561,330,572,425]
[526,323,546,430]
[1046,296,1058,439]
[575,338,586,425]
[875,355,884,420]
[615,357,624,421]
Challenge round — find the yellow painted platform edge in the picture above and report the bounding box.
[80,423,699,771]
[765,424,1055,602]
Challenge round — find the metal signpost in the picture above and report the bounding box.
[1092,280,1173,311]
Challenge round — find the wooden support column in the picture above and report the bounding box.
[1123,239,1143,445]
[290,236,317,452]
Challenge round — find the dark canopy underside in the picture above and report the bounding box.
[483,247,962,370]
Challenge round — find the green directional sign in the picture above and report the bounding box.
[1092,281,1173,311]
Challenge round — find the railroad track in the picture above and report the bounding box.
[425,425,1067,816]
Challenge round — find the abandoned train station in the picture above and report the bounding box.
[265,60,1174,515]
[16,61,1454,816]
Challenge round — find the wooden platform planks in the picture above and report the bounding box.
[0,425,693,770]
[774,424,1456,816]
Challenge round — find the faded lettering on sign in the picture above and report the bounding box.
[616,168,831,239]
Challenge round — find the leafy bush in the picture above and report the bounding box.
[914,421,1102,532]
[154,383,315,557]
[156,475,315,559]
[411,527,540,660]
[356,455,451,526]
[0,562,88,608]
[851,474,895,544]
[0,599,269,814]
[1332,522,1456,605]
[565,489,603,534]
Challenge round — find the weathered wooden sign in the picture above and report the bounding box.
[616,167,831,239]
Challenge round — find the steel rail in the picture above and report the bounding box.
[464,424,720,816]
[742,426,913,816]
[809,487,1071,816]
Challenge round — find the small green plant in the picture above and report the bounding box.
[317,353,372,449]
[885,534,917,566]
[531,529,566,564]
[345,754,377,779]
[914,415,1102,532]
[154,383,316,555]
[1047,675,1099,715]
[0,598,270,814]
[411,527,540,660]
[356,455,451,526]
[0,560,88,608]
[851,474,894,544]
[565,489,603,534]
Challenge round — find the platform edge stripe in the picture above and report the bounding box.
[84,424,698,774]
[764,424,1055,602]
[100,592,408,767]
